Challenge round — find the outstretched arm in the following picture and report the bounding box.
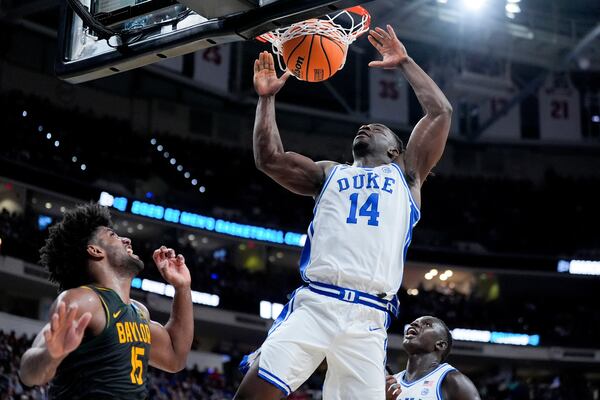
[19,290,97,386]
[369,26,452,186]
[144,246,193,373]
[442,371,481,400]
[253,51,336,196]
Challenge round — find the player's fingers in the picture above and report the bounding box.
[176,254,185,265]
[76,312,93,335]
[375,26,389,40]
[368,35,383,50]
[56,301,66,323]
[368,60,386,68]
[386,24,398,40]
[267,52,276,71]
[65,304,78,325]
[50,312,60,334]
[260,51,268,70]
[167,248,176,258]
[43,327,52,343]
[369,30,385,43]
[254,59,260,74]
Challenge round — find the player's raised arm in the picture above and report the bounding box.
[142,246,193,373]
[19,290,97,386]
[253,51,336,197]
[368,25,452,186]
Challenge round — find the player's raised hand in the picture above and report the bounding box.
[253,51,292,97]
[368,25,408,69]
[153,246,191,289]
[386,375,401,400]
[43,301,92,360]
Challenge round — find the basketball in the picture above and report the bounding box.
[282,30,348,82]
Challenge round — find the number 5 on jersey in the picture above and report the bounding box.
[346,193,380,226]
[130,346,145,385]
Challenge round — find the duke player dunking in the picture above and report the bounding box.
[234,25,452,399]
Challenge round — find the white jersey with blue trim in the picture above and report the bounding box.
[393,363,457,400]
[299,163,420,296]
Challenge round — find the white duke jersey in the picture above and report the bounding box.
[393,363,457,400]
[299,163,420,296]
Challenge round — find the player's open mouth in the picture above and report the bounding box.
[405,327,418,337]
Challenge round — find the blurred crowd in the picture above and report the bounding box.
[1,331,597,400]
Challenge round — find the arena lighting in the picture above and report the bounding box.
[429,268,438,276]
[98,192,308,247]
[557,259,600,276]
[592,115,600,123]
[98,191,128,211]
[22,110,28,117]
[424,273,433,280]
[150,138,157,145]
[444,269,453,277]
[406,326,541,346]
[46,133,52,139]
[157,145,163,151]
[461,0,486,11]
[260,300,285,319]
[505,3,521,13]
[506,0,520,2]
[131,277,220,307]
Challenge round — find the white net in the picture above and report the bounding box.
[258,6,371,72]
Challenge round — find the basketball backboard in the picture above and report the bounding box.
[56,0,372,83]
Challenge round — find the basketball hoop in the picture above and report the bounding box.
[258,6,371,73]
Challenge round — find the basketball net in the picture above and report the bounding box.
[257,6,371,72]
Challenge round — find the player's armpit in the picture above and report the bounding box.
[441,371,481,400]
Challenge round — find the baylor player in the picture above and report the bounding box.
[19,203,194,399]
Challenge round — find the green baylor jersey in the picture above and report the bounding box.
[49,286,152,399]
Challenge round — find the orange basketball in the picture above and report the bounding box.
[282,31,348,82]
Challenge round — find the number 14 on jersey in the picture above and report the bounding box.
[346,193,380,226]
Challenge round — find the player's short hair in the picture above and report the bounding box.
[40,203,112,291]
[435,317,453,362]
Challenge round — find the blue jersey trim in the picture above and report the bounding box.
[299,223,313,282]
[313,164,340,215]
[258,367,292,396]
[390,163,421,219]
[267,287,303,335]
[401,363,449,387]
[436,368,457,400]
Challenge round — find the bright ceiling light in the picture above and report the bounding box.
[462,0,486,11]
[505,3,521,13]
